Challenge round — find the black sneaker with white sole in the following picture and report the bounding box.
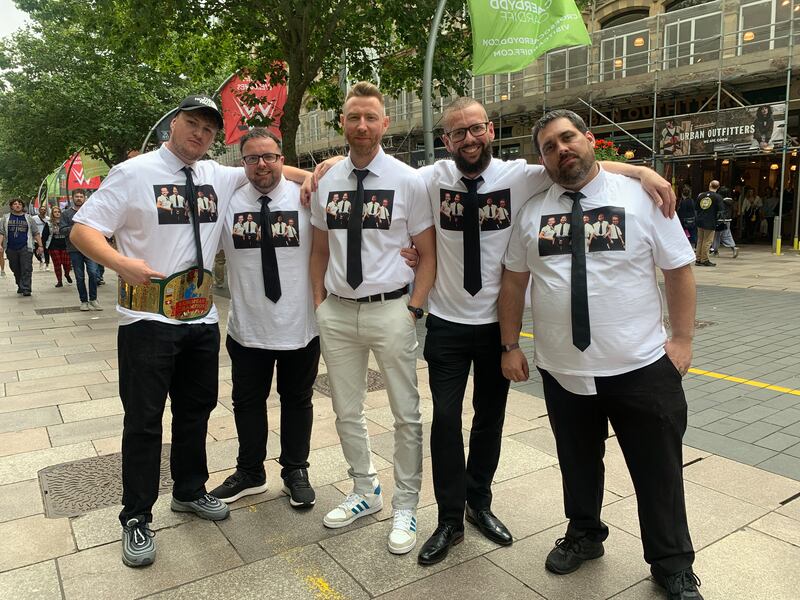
[209,470,267,503]
[282,468,316,508]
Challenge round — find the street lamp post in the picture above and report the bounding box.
[498,93,508,158]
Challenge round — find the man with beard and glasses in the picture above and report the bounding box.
[499,109,702,600]
[305,96,676,567]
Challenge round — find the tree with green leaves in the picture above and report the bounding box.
[18,0,475,165]
[0,8,229,195]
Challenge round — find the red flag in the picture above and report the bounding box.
[220,74,288,146]
[65,153,103,190]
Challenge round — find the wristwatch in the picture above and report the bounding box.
[407,305,424,319]
[501,343,520,353]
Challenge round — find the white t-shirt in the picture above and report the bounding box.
[310,148,433,298]
[503,168,696,392]
[74,145,247,325]
[222,178,317,350]
[419,158,551,325]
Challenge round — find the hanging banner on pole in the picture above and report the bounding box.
[219,73,288,146]
[468,0,591,75]
[64,153,103,190]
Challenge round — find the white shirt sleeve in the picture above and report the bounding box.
[503,216,531,273]
[310,190,328,231]
[523,163,553,198]
[637,183,696,270]
[405,173,434,237]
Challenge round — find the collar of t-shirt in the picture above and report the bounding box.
[341,147,388,179]
[158,144,195,175]
[549,165,605,203]
[242,176,290,207]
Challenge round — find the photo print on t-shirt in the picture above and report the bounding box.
[538,206,626,257]
[269,210,300,247]
[231,211,261,249]
[153,184,220,225]
[231,210,300,249]
[439,188,511,232]
[325,190,394,230]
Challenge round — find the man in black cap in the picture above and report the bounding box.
[70,94,310,568]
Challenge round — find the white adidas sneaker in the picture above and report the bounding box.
[323,486,383,529]
[388,508,417,554]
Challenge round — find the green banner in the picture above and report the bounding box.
[79,151,110,179]
[45,169,61,197]
[468,0,591,75]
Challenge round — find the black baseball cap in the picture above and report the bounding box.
[177,95,225,130]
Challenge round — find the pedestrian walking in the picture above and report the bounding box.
[61,189,102,310]
[710,186,738,259]
[694,181,722,267]
[42,206,73,287]
[33,205,50,271]
[0,198,44,296]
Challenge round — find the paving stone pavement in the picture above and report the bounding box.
[1,247,800,599]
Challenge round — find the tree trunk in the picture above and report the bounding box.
[280,79,305,167]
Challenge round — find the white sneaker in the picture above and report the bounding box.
[388,508,417,554]
[89,300,103,311]
[79,302,90,311]
[323,486,383,529]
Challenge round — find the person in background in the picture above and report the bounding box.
[740,187,762,243]
[761,187,779,242]
[33,205,50,271]
[709,186,738,259]
[676,184,696,247]
[42,206,74,287]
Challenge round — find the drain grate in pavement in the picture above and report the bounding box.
[314,368,385,397]
[39,445,172,518]
[35,306,86,315]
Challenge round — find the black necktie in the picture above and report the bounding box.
[258,196,281,302]
[347,169,369,289]
[181,167,204,286]
[461,176,484,296]
[566,191,590,351]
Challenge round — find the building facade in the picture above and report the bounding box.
[294,0,800,245]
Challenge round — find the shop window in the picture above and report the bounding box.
[740,0,793,54]
[663,8,721,68]
[498,144,520,161]
[546,46,589,92]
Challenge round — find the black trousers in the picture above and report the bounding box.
[540,355,695,575]
[118,320,220,525]
[226,335,319,479]
[423,314,510,525]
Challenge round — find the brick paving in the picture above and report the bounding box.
[0,247,799,599]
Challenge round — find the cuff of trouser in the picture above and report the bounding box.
[353,477,381,496]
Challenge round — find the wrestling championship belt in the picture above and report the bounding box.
[117,267,214,321]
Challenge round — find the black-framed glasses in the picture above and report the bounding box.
[444,122,490,142]
[242,153,282,165]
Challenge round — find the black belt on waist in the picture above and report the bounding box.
[333,285,409,303]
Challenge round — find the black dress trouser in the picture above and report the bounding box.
[118,320,220,525]
[540,355,695,575]
[226,335,319,479]
[423,314,510,525]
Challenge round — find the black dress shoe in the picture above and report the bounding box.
[417,523,464,566]
[545,535,604,574]
[465,504,513,546]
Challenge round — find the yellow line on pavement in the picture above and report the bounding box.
[517,332,800,395]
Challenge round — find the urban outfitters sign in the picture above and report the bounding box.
[656,103,786,157]
[468,0,590,75]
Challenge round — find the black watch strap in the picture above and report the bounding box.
[501,343,520,352]
[407,305,424,319]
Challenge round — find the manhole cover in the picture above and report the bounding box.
[39,445,172,518]
[35,306,86,315]
[314,368,385,396]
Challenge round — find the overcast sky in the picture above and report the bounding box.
[0,0,30,39]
